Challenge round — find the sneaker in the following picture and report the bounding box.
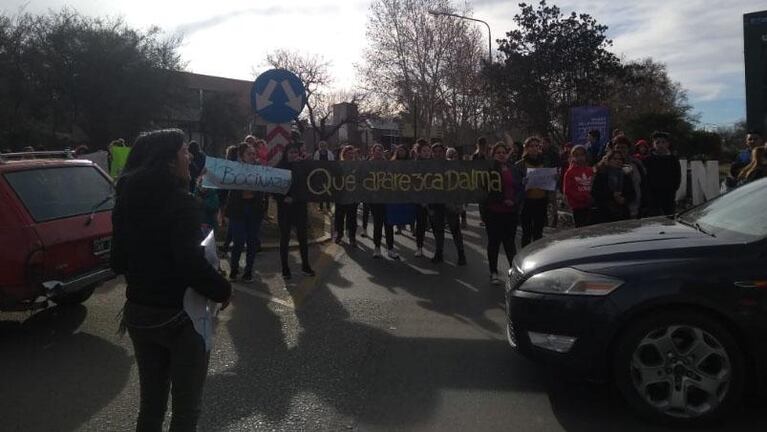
[387,249,401,260]
[241,273,254,283]
[431,253,443,264]
[415,248,423,257]
[373,247,382,259]
[491,273,502,285]
[302,267,316,277]
[282,268,292,280]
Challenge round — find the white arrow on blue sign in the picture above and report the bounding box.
[251,69,307,123]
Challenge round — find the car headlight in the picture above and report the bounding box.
[518,268,623,296]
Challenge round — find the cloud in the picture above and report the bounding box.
[174,4,341,36]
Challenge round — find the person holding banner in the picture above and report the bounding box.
[486,142,524,285]
[367,144,396,259]
[111,129,231,431]
[334,145,360,247]
[413,139,432,257]
[517,137,550,247]
[225,143,265,282]
[275,144,315,280]
[429,141,467,265]
[219,145,239,256]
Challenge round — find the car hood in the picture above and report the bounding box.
[516,217,732,274]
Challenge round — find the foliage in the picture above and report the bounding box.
[0,9,185,151]
[484,0,621,142]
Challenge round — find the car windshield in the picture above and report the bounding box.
[679,178,767,242]
[4,165,114,222]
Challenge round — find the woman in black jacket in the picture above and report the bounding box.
[275,144,315,280]
[591,150,636,223]
[111,129,231,432]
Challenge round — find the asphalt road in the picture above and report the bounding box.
[1,207,765,431]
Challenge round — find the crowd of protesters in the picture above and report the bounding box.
[185,128,767,288]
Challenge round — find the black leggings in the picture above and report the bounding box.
[486,210,518,274]
[334,203,358,240]
[125,304,209,432]
[362,203,372,229]
[371,204,394,249]
[415,205,429,248]
[278,202,309,271]
[521,198,547,247]
[431,205,464,256]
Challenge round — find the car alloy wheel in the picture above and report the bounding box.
[613,311,744,425]
[630,325,731,418]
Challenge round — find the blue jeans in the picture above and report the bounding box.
[229,207,263,274]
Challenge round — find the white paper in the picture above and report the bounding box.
[183,230,221,352]
[525,168,558,191]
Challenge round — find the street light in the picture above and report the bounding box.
[428,10,492,63]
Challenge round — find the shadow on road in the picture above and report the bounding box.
[0,305,132,432]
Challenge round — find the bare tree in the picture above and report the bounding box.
[359,0,486,144]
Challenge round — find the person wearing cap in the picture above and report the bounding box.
[563,145,595,227]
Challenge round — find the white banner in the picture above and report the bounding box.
[525,167,558,191]
[202,157,292,194]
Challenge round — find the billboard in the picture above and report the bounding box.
[744,10,767,133]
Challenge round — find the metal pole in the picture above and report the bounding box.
[428,10,492,62]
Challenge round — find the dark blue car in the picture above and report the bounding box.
[506,178,767,425]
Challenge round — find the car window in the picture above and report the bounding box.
[4,166,114,222]
[680,178,767,241]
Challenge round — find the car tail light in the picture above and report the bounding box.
[25,249,46,288]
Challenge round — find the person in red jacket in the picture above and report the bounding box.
[563,145,595,227]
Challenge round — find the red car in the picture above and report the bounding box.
[0,151,115,311]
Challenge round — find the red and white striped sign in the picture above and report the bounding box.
[265,123,291,166]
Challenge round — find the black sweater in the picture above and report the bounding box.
[644,154,681,196]
[111,172,231,308]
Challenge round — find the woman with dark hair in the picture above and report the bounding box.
[275,144,315,280]
[334,145,359,247]
[225,142,265,282]
[486,142,524,285]
[592,150,636,223]
[111,129,231,432]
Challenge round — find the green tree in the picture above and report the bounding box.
[485,0,621,141]
[0,9,185,151]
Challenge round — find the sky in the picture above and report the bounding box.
[1,0,764,127]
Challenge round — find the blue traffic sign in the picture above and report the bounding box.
[251,69,307,123]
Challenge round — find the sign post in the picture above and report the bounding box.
[251,69,307,166]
